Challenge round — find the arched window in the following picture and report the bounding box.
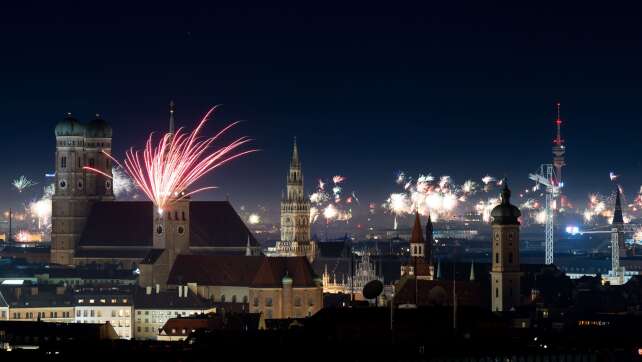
[220,295,226,303]
[243,296,248,304]
[495,253,499,263]
[266,297,273,307]
[182,211,186,221]
[174,211,178,220]
[232,295,237,303]
[495,288,499,298]
[61,156,67,169]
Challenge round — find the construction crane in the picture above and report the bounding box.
[529,164,561,265]
[578,190,631,285]
[578,225,634,285]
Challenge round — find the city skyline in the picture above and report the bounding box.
[2,3,642,221]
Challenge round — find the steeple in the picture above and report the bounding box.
[169,100,176,134]
[410,212,424,244]
[291,137,300,167]
[425,213,433,263]
[245,234,252,256]
[613,187,624,225]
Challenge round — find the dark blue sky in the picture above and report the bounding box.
[2,2,642,217]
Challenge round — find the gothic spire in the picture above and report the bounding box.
[291,137,300,167]
[245,235,252,256]
[613,187,624,225]
[410,212,424,244]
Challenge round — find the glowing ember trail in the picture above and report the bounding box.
[13,176,37,193]
[85,107,256,214]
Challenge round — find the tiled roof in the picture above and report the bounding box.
[79,202,153,247]
[189,201,259,247]
[167,255,263,286]
[251,257,317,288]
[133,287,213,309]
[167,255,318,288]
[78,201,259,249]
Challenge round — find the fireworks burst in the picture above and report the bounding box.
[28,184,54,232]
[309,175,354,224]
[248,213,261,225]
[85,107,256,214]
[13,176,37,193]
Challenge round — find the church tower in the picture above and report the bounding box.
[490,181,522,312]
[51,113,113,265]
[400,212,433,280]
[275,138,315,262]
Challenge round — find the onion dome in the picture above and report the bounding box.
[282,273,293,285]
[490,180,521,225]
[55,113,85,137]
[85,114,112,138]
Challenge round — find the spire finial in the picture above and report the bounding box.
[169,100,176,134]
[501,178,511,204]
[291,137,300,166]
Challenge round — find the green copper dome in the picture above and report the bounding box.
[86,115,112,138]
[55,114,85,137]
[282,274,293,284]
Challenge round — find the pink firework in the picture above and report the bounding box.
[85,107,256,214]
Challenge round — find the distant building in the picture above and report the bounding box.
[73,289,133,339]
[400,212,434,280]
[157,312,260,341]
[0,320,118,351]
[133,286,215,340]
[489,181,522,312]
[274,139,316,262]
[1,286,74,323]
[166,255,323,323]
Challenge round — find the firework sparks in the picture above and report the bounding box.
[248,213,261,225]
[13,176,37,193]
[85,107,256,214]
[28,184,54,232]
[309,175,354,224]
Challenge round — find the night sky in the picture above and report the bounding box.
[2,3,642,220]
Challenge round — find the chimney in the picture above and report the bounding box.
[146,286,152,295]
[178,286,183,298]
[155,284,160,294]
